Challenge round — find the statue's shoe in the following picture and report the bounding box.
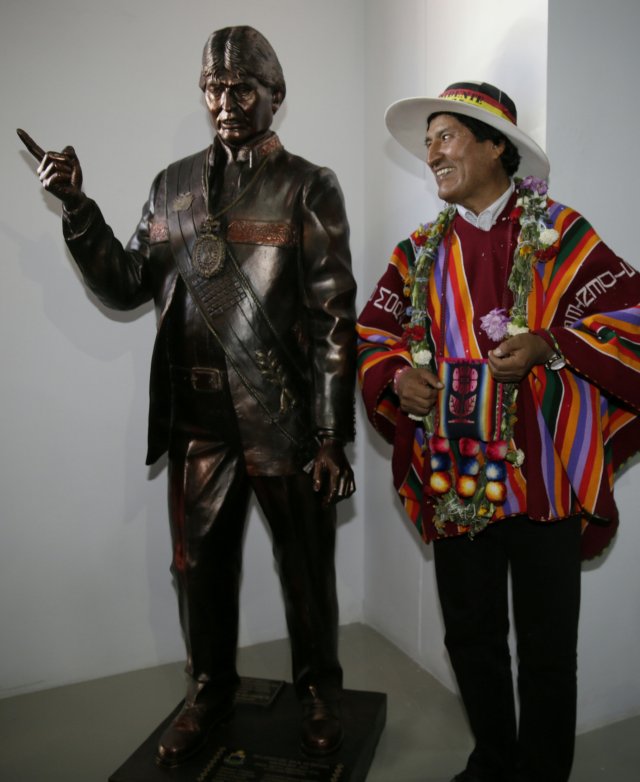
[155,693,235,767]
[300,686,343,756]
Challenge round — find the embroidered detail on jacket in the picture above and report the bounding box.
[255,349,296,414]
[227,220,298,247]
[150,221,169,242]
[255,135,282,157]
[172,192,194,211]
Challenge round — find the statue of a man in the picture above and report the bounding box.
[20,25,356,766]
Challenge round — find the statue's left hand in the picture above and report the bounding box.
[312,439,355,507]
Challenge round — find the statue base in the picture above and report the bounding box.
[109,677,386,782]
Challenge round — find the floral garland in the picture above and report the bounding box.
[403,176,559,537]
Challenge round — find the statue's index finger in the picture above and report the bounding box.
[17,128,45,162]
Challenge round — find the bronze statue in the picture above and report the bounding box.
[19,25,356,767]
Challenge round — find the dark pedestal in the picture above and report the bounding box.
[109,677,386,782]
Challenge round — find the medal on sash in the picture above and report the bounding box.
[192,217,226,277]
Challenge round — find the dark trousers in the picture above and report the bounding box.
[166,382,342,703]
[433,515,582,782]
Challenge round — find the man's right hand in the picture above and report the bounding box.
[395,366,443,417]
[17,129,84,210]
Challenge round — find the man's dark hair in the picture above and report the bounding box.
[428,111,521,177]
[200,26,286,100]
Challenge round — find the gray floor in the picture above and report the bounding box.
[1,623,638,781]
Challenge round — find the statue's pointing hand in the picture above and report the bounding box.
[17,129,84,210]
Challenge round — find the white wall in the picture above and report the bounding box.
[1,0,365,697]
[547,0,640,731]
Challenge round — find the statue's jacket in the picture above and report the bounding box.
[62,134,357,473]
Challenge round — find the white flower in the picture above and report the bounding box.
[412,349,433,366]
[507,322,529,336]
[539,228,559,247]
[506,447,525,467]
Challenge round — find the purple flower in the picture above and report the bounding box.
[480,308,509,342]
[519,176,548,195]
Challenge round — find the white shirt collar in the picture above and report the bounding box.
[456,180,515,231]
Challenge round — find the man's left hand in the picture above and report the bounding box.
[488,333,553,383]
[312,439,355,507]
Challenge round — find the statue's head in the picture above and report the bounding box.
[200,26,286,147]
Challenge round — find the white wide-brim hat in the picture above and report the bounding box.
[385,81,550,180]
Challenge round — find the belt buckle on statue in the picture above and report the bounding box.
[192,217,226,278]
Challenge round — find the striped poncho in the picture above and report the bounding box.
[357,198,640,558]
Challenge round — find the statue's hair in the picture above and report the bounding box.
[199,26,286,100]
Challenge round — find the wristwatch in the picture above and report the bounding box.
[543,329,566,371]
[545,350,566,371]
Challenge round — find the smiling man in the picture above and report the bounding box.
[22,25,356,767]
[426,113,510,213]
[357,82,640,781]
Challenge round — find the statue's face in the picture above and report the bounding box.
[204,71,282,146]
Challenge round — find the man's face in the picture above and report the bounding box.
[425,114,508,214]
[204,71,282,146]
